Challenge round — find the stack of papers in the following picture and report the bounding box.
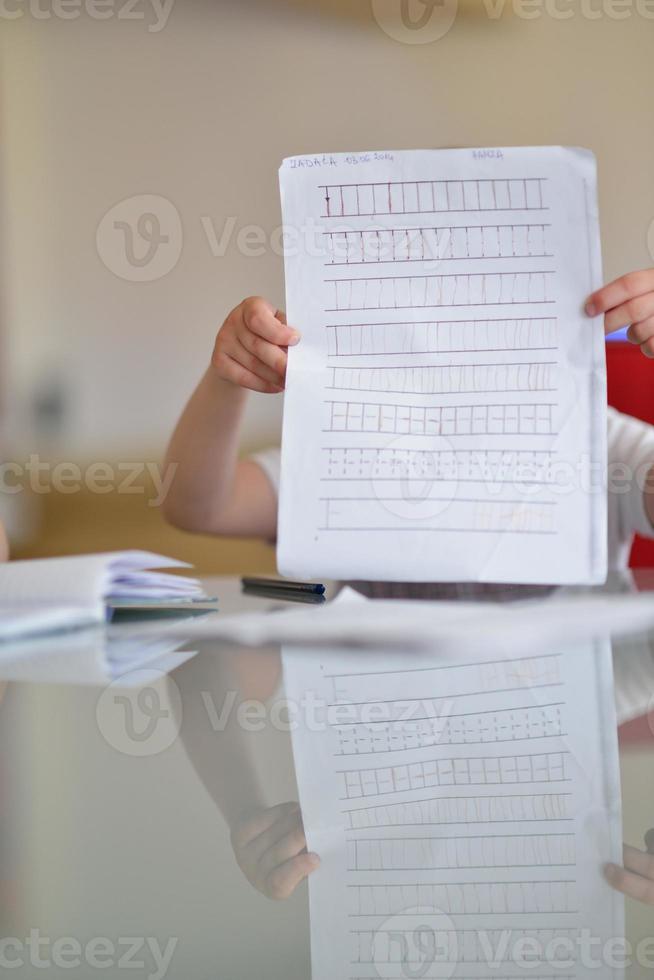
[0,551,205,640]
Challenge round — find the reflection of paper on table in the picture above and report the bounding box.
[0,625,197,686]
[283,641,623,980]
[166,587,654,656]
[278,146,606,583]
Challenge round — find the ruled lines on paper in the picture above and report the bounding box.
[317,174,558,544]
[325,318,558,357]
[325,272,554,311]
[283,640,622,980]
[327,652,580,969]
[323,401,557,437]
[323,223,553,266]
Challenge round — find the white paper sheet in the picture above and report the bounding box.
[283,641,623,980]
[278,147,606,583]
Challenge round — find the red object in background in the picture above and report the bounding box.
[606,342,654,567]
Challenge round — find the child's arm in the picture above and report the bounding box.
[587,268,654,527]
[0,520,8,562]
[163,297,299,539]
[172,650,319,901]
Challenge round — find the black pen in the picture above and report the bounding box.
[241,576,326,596]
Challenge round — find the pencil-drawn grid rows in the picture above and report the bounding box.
[324,400,556,436]
[328,362,556,395]
[320,178,547,218]
[341,752,568,800]
[326,272,554,310]
[344,793,571,830]
[322,447,554,483]
[347,833,575,872]
[324,224,552,265]
[351,927,577,967]
[348,879,576,916]
[334,704,564,756]
[325,318,557,357]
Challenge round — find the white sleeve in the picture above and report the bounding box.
[249,447,281,497]
[608,407,654,543]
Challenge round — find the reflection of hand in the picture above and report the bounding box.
[230,801,320,900]
[605,831,654,903]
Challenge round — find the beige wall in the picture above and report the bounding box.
[1,0,653,463]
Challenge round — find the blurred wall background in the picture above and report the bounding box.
[0,0,653,570]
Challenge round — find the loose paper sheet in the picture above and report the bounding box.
[283,641,623,980]
[278,147,606,583]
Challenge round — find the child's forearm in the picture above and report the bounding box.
[163,367,248,531]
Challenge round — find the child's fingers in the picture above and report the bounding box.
[215,352,282,394]
[627,315,654,348]
[247,808,303,863]
[585,269,654,322]
[227,339,287,388]
[604,861,654,904]
[231,801,299,850]
[240,328,288,377]
[264,852,320,901]
[622,843,654,879]
[258,825,308,878]
[242,298,299,347]
[604,294,654,336]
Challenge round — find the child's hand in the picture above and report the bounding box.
[586,268,654,356]
[230,801,320,900]
[212,297,300,393]
[604,830,654,903]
